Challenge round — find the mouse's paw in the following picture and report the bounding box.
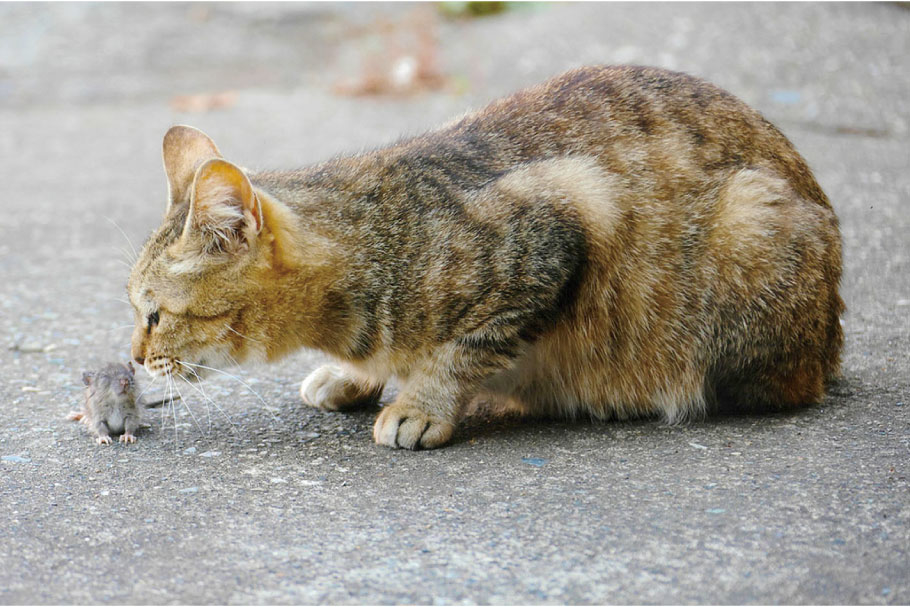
[119,433,137,444]
[66,411,84,422]
[95,435,112,445]
[373,403,454,450]
[301,364,382,411]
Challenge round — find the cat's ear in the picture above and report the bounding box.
[184,158,263,254]
[162,125,222,210]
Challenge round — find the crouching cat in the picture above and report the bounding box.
[128,65,844,450]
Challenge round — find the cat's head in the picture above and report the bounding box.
[127,126,272,380]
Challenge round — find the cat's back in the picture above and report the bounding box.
[438,65,829,207]
[262,65,827,219]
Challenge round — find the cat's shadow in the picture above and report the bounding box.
[194,375,857,450]
[444,375,857,448]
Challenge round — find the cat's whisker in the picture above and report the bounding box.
[179,359,282,424]
[212,352,281,424]
[178,365,212,428]
[108,324,135,333]
[105,216,139,262]
[177,360,275,413]
[159,374,169,428]
[160,374,172,441]
[190,369,221,432]
[181,373,214,431]
[225,325,262,344]
[167,374,181,450]
[177,372,236,432]
[168,375,206,438]
[114,246,137,266]
[115,259,133,271]
[220,332,268,370]
[135,375,159,403]
[162,374,175,447]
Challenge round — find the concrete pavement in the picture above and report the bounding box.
[0,3,907,604]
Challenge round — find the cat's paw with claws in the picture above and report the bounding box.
[300,364,382,411]
[373,404,454,450]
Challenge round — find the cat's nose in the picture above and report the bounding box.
[131,340,145,366]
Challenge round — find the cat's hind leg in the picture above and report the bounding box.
[706,167,844,411]
[300,364,384,411]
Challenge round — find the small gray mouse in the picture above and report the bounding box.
[67,362,173,445]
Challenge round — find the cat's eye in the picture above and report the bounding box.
[147,310,160,333]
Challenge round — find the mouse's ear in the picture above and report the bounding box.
[163,125,223,212]
[126,362,135,375]
[82,372,94,386]
[119,377,131,391]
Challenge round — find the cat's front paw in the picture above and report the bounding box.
[300,364,382,411]
[373,403,455,450]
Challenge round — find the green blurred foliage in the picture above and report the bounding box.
[438,2,544,19]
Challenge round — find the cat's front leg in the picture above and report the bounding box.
[300,364,384,411]
[373,389,459,450]
[373,338,518,450]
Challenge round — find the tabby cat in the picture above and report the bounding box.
[128,66,844,450]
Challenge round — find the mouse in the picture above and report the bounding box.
[67,362,173,445]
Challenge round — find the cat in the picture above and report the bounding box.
[127,65,844,450]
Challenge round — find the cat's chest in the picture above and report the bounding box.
[342,340,413,383]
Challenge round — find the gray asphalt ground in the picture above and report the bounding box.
[1,2,908,604]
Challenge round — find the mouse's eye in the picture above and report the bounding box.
[147,310,160,333]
